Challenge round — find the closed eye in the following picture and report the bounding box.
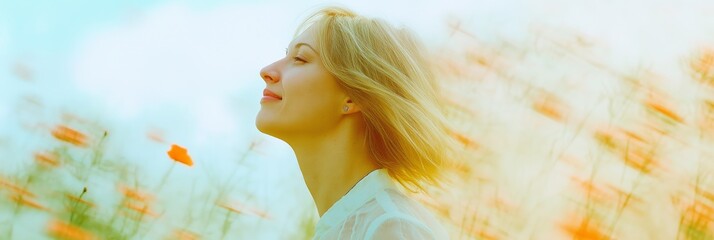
[285,48,306,63]
[293,56,306,63]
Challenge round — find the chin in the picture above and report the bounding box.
[255,114,280,137]
[255,114,269,133]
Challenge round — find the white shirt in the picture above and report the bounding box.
[312,168,449,240]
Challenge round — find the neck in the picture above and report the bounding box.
[285,116,379,216]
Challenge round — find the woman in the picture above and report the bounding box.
[256,6,458,240]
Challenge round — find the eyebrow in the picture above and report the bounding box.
[290,42,318,54]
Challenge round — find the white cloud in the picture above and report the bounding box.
[70,2,301,119]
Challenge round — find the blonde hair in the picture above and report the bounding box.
[297,7,459,192]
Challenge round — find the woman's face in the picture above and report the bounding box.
[256,25,347,139]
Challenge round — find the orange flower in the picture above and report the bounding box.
[11,194,49,211]
[570,176,612,204]
[46,219,95,240]
[591,126,662,174]
[252,208,272,220]
[218,201,271,219]
[594,127,636,151]
[644,98,684,123]
[124,202,159,218]
[51,125,87,147]
[681,199,714,235]
[700,100,714,135]
[147,129,165,143]
[117,184,153,202]
[0,179,35,197]
[533,98,567,121]
[691,48,714,76]
[65,193,95,208]
[218,201,243,214]
[700,188,714,204]
[488,196,517,214]
[560,213,611,240]
[533,101,563,121]
[34,151,60,167]
[468,228,500,240]
[687,200,714,219]
[621,146,659,174]
[450,131,480,149]
[531,91,569,122]
[167,144,193,166]
[466,50,491,67]
[171,229,201,240]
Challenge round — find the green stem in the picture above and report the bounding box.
[69,187,88,224]
[155,162,176,192]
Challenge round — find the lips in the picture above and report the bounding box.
[263,89,282,100]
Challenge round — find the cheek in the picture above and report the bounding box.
[281,72,342,130]
[283,82,338,122]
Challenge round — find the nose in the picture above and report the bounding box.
[260,62,281,84]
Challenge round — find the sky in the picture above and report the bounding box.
[3,0,711,146]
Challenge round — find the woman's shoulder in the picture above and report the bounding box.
[358,189,450,240]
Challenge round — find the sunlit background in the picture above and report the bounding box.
[2,0,714,239]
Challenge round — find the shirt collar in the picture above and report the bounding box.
[314,168,399,235]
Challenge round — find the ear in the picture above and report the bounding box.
[342,98,361,114]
